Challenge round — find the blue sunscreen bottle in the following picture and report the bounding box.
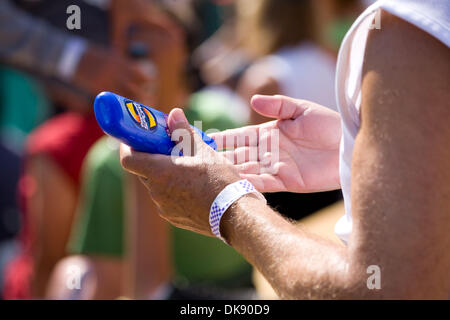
[94,92,217,154]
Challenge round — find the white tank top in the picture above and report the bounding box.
[334,0,450,244]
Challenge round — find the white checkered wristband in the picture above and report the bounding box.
[209,179,266,244]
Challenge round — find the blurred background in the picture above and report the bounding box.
[0,0,373,300]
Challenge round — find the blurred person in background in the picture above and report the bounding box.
[0,0,154,111]
[237,0,344,119]
[0,143,22,299]
[1,0,184,299]
[47,129,253,300]
[49,138,253,300]
[46,1,256,300]
[45,137,173,300]
[0,0,147,298]
[163,0,252,130]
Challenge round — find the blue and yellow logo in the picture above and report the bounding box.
[125,101,157,131]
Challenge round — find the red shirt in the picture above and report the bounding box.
[3,112,103,299]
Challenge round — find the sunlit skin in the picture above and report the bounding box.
[120,12,450,299]
[215,95,342,193]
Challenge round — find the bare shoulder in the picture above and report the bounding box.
[351,10,450,298]
[364,10,449,69]
[361,10,450,141]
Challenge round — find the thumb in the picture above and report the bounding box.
[251,94,309,120]
[167,108,204,155]
[167,107,191,133]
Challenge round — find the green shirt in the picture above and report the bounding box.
[69,96,251,284]
[68,137,124,257]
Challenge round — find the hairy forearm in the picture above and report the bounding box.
[221,195,367,299]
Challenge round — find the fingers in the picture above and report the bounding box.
[222,146,259,164]
[251,94,310,120]
[210,125,261,150]
[120,143,172,178]
[235,158,280,175]
[167,108,210,157]
[236,161,262,174]
[239,173,287,193]
[223,146,275,166]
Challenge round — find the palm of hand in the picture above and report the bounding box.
[214,96,342,193]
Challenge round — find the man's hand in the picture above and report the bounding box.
[120,12,450,300]
[120,108,244,237]
[211,95,342,193]
[74,45,154,101]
